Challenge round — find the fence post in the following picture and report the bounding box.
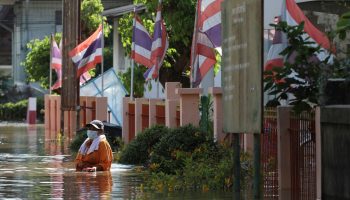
[95,97,108,122]
[165,82,181,128]
[208,87,224,142]
[277,106,292,200]
[135,98,147,136]
[149,99,162,127]
[316,107,321,200]
[122,97,130,144]
[176,88,202,126]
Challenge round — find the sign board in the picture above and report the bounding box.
[222,0,263,133]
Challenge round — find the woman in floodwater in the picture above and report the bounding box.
[75,120,113,172]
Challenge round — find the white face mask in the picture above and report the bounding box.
[87,130,98,140]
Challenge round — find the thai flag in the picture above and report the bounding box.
[148,3,169,80]
[264,0,333,71]
[51,37,91,90]
[190,0,216,87]
[69,25,103,78]
[51,36,62,90]
[199,0,223,48]
[131,14,153,68]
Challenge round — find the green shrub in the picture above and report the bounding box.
[119,125,169,165]
[146,142,253,192]
[0,99,28,121]
[150,125,210,174]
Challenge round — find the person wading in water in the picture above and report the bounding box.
[75,120,113,172]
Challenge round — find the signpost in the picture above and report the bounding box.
[221,0,263,198]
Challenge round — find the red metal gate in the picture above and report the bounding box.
[128,103,135,141]
[141,103,149,131]
[290,110,316,200]
[262,107,278,199]
[155,104,165,125]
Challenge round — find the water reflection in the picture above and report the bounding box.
[0,124,143,199]
[0,124,233,199]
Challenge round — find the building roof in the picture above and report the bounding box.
[102,3,146,17]
[297,0,350,14]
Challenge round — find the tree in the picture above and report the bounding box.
[118,66,147,97]
[118,0,197,88]
[264,20,350,112]
[22,0,110,89]
[264,22,331,112]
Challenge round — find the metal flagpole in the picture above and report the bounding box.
[101,18,104,97]
[156,0,162,98]
[49,34,53,95]
[131,6,136,101]
[156,60,160,98]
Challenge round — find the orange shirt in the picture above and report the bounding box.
[75,138,113,171]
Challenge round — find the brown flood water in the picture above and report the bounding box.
[0,124,233,199]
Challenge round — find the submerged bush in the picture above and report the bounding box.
[146,142,253,192]
[119,124,253,192]
[150,125,210,174]
[119,125,169,165]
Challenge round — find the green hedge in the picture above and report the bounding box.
[119,125,169,165]
[0,98,44,122]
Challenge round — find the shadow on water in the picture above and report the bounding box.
[0,124,234,199]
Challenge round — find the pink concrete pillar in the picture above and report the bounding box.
[50,97,56,134]
[165,82,181,128]
[316,107,321,200]
[56,96,61,135]
[122,97,131,144]
[166,99,178,128]
[85,96,95,123]
[135,98,147,136]
[277,106,292,200]
[176,88,202,126]
[80,96,87,128]
[244,134,254,153]
[44,95,50,131]
[63,110,76,139]
[208,87,225,142]
[149,99,163,127]
[165,82,182,99]
[96,97,108,122]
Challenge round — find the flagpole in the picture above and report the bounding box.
[101,19,104,97]
[156,0,162,98]
[131,6,136,101]
[49,34,53,95]
[156,59,160,98]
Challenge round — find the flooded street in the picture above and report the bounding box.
[0,124,233,199]
[0,124,143,199]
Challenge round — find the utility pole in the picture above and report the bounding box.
[61,0,81,134]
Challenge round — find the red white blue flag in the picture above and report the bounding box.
[264,0,333,71]
[131,14,153,68]
[69,25,103,78]
[51,36,91,90]
[190,0,217,87]
[199,0,223,48]
[51,36,62,90]
[147,3,169,80]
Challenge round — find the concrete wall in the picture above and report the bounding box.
[13,0,62,85]
[317,106,350,199]
[11,0,131,85]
